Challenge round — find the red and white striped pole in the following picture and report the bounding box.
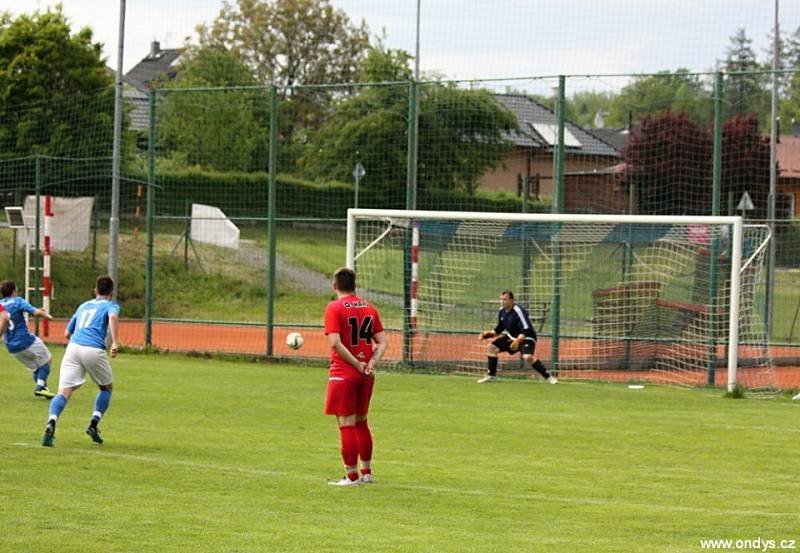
[410,221,419,330]
[42,195,52,337]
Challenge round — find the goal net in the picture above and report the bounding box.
[347,209,774,391]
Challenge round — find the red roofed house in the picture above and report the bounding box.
[778,133,800,217]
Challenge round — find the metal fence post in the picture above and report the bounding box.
[707,72,724,385]
[34,155,42,336]
[145,89,156,347]
[266,85,278,357]
[550,75,566,375]
[403,80,418,365]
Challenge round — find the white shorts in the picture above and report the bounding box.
[59,343,113,389]
[13,337,52,372]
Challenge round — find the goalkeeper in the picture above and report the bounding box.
[477,290,557,384]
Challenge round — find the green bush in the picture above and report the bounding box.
[0,156,553,220]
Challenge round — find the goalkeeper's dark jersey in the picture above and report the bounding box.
[494,303,537,341]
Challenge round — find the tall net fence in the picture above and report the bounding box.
[144,87,269,353]
[561,72,800,365]
[2,68,800,389]
[137,80,547,355]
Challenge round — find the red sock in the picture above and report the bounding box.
[355,420,373,463]
[339,425,359,471]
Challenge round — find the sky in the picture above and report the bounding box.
[4,0,800,94]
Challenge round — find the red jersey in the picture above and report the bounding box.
[324,294,384,380]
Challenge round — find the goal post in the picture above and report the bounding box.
[728,219,743,392]
[347,209,773,391]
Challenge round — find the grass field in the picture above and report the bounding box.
[1,348,799,552]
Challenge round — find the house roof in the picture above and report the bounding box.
[124,43,185,92]
[588,127,631,153]
[493,94,620,158]
[123,42,185,131]
[777,135,800,179]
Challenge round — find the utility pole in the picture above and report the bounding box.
[411,0,421,210]
[766,0,779,336]
[108,0,126,295]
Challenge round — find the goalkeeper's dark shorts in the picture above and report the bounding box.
[492,335,536,356]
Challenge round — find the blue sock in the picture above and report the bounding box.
[34,364,51,386]
[92,390,112,422]
[49,394,68,420]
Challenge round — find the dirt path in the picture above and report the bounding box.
[238,240,403,306]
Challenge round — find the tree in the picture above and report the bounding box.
[568,90,615,128]
[0,7,114,158]
[780,70,800,131]
[196,0,370,134]
[299,45,519,197]
[196,0,369,87]
[763,27,790,94]
[722,28,769,121]
[720,114,770,218]
[607,70,712,127]
[417,85,519,194]
[622,113,712,215]
[780,26,800,130]
[786,25,800,71]
[160,47,266,172]
[622,112,770,217]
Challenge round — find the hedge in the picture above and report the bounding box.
[0,158,552,220]
[146,168,551,219]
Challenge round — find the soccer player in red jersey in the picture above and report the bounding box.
[0,304,7,336]
[324,267,388,486]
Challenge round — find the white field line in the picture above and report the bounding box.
[6,442,797,519]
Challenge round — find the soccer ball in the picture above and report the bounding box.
[286,332,304,350]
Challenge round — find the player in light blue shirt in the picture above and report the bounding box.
[42,276,120,447]
[1,280,56,398]
[66,296,121,350]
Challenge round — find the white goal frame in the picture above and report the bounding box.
[347,208,745,391]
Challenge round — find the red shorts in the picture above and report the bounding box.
[325,376,375,416]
